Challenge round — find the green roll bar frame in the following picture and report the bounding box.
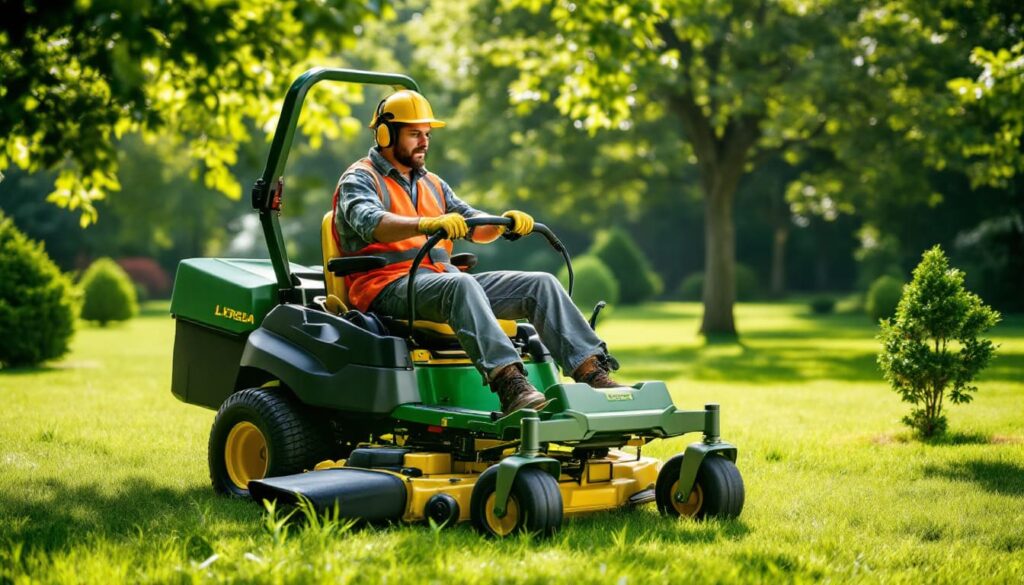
[250,68,420,303]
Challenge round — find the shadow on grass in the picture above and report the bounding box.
[614,338,1023,385]
[0,476,256,554]
[922,459,1024,497]
[615,342,882,384]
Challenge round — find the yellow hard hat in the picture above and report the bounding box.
[370,90,446,148]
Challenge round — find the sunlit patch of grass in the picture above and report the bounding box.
[0,301,1022,583]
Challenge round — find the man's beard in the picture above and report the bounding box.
[394,143,426,170]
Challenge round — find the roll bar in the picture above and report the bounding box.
[253,68,420,302]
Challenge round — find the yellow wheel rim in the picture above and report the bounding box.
[225,421,268,490]
[484,493,521,536]
[670,480,704,517]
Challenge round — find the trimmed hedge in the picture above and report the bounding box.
[588,227,663,305]
[809,296,836,315]
[558,255,619,315]
[80,258,138,326]
[0,212,78,367]
[867,275,904,321]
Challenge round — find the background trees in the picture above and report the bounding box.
[1,0,1020,335]
[427,0,1021,335]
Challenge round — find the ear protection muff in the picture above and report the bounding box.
[373,97,396,148]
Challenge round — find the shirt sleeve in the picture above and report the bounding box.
[439,177,484,218]
[336,170,386,243]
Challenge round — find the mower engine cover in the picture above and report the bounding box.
[170,258,321,335]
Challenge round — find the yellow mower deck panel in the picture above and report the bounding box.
[314,449,661,524]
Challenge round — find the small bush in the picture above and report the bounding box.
[676,264,758,302]
[878,245,999,438]
[558,255,619,315]
[677,272,704,301]
[867,275,903,321]
[735,264,759,302]
[588,227,663,305]
[809,296,836,315]
[80,258,138,326]
[0,212,78,367]
[117,257,172,298]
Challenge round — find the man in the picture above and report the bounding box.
[334,90,621,415]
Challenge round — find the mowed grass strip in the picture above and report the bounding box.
[1,302,1022,583]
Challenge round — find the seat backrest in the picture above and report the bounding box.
[321,211,349,306]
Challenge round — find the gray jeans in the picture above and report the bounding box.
[370,270,606,380]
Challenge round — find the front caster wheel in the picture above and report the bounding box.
[470,465,563,537]
[655,453,744,519]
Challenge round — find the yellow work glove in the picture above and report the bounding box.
[418,213,469,239]
[501,210,534,237]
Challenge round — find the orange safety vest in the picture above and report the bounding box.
[331,158,454,312]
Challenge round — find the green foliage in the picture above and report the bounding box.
[558,255,619,314]
[878,246,1000,438]
[0,0,382,224]
[80,258,138,326]
[0,212,78,367]
[947,42,1024,188]
[867,276,904,322]
[809,296,836,315]
[588,227,663,305]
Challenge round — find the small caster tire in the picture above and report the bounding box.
[470,465,562,537]
[655,453,744,519]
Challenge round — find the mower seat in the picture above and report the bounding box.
[320,212,517,338]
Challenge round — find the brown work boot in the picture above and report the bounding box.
[490,364,546,415]
[572,355,622,389]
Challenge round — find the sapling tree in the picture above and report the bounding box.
[877,246,999,438]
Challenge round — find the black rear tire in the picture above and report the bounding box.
[655,453,744,519]
[208,387,333,497]
[470,465,563,537]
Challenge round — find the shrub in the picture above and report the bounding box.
[80,258,138,326]
[866,275,903,321]
[588,227,663,305]
[558,255,619,316]
[677,272,704,301]
[878,246,999,438]
[735,264,759,302]
[809,296,836,315]
[0,212,78,367]
[676,264,758,302]
[117,257,172,298]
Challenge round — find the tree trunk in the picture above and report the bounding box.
[771,224,789,297]
[699,167,742,337]
[666,91,759,338]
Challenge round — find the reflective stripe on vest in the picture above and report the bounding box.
[339,157,455,312]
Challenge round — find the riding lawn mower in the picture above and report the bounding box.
[169,68,744,537]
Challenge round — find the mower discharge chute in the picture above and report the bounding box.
[169,68,745,536]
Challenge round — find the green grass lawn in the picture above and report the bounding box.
[2,302,1022,583]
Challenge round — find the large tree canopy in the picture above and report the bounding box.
[0,0,382,225]
[454,0,1021,336]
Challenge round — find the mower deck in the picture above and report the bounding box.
[251,448,661,525]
